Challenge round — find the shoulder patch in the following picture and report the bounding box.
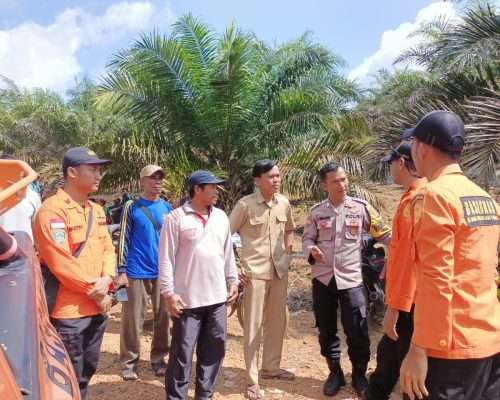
[350,197,368,206]
[460,196,500,227]
[52,229,67,244]
[311,199,328,210]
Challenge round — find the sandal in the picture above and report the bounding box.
[246,385,263,399]
[261,368,295,380]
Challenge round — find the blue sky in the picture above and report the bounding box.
[0,0,459,93]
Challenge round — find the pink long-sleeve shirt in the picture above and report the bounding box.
[158,202,238,309]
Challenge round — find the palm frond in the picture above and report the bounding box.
[463,90,500,188]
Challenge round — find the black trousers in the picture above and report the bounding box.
[364,308,414,400]
[51,314,108,400]
[165,302,226,400]
[312,278,370,366]
[416,354,500,400]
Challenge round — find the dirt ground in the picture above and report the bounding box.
[89,191,403,400]
[89,264,401,400]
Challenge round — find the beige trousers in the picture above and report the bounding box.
[243,272,288,386]
[120,278,170,371]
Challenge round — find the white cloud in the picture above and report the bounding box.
[0,1,175,93]
[349,1,458,88]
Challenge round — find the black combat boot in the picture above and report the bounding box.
[323,359,346,396]
[352,363,368,396]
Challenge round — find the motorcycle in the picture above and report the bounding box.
[362,235,387,325]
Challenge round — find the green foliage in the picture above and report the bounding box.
[359,1,500,188]
[98,15,363,207]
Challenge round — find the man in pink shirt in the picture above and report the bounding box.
[159,170,239,400]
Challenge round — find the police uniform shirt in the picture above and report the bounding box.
[302,196,391,289]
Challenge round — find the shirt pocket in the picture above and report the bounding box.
[67,224,85,247]
[96,218,109,240]
[317,218,333,241]
[276,213,287,224]
[180,217,200,241]
[344,214,362,240]
[180,227,199,241]
[249,215,266,236]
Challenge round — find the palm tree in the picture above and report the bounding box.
[463,90,500,188]
[98,15,363,208]
[360,2,500,188]
[0,80,85,184]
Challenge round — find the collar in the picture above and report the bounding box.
[56,188,90,213]
[407,178,427,193]
[429,163,463,182]
[327,197,348,213]
[182,201,212,215]
[182,201,212,226]
[255,189,278,206]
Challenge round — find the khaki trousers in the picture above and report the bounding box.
[243,272,288,386]
[120,278,170,371]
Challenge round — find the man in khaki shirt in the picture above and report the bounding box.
[230,160,295,400]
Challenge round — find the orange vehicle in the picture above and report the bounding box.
[0,159,80,400]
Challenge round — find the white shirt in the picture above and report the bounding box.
[0,186,41,241]
[158,202,238,309]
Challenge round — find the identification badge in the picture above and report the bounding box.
[345,214,361,236]
[345,214,361,227]
[318,218,333,229]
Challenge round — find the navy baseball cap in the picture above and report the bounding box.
[401,110,465,154]
[381,141,413,164]
[187,170,225,189]
[62,147,112,171]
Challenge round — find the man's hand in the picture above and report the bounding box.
[400,344,429,400]
[310,246,326,263]
[98,294,112,314]
[116,273,129,289]
[238,270,250,288]
[226,284,239,305]
[89,276,113,299]
[165,294,186,318]
[383,307,399,341]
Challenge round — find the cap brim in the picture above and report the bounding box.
[199,178,225,185]
[142,167,164,177]
[401,128,414,140]
[85,159,112,166]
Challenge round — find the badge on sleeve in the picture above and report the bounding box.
[52,229,67,244]
[50,218,65,229]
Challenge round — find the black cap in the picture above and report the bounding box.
[381,141,413,164]
[62,147,112,171]
[401,110,464,153]
[187,170,225,189]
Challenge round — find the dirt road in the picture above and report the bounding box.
[88,266,399,400]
